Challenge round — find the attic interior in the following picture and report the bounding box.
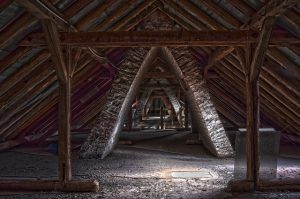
[0,0,300,198]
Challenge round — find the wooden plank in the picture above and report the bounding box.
[250,17,276,81]
[42,19,71,183]
[0,12,34,49]
[204,0,299,70]
[109,0,156,31]
[42,20,68,82]
[162,0,207,30]
[200,0,241,27]
[0,180,99,192]
[15,0,67,28]
[76,0,114,30]
[245,17,276,184]
[177,0,222,30]
[21,30,300,47]
[93,0,136,31]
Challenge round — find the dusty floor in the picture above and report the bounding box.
[0,132,299,199]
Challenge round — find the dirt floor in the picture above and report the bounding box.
[0,132,299,199]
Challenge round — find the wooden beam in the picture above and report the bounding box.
[93,0,136,31]
[177,0,222,30]
[76,0,114,30]
[250,17,277,81]
[21,30,299,47]
[42,19,71,183]
[0,180,99,192]
[109,0,156,31]
[184,98,189,129]
[245,0,299,29]
[15,0,67,28]
[245,17,276,185]
[162,0,207,30]
[204,0,298,70]
[15,0,115,74]
[42,20,68,82]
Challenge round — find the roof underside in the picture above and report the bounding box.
[0,0,299,148]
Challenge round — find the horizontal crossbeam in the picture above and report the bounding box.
[21,30,299,47]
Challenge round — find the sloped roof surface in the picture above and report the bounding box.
[0,0,299,148]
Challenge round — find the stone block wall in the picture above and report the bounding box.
[164,47,234,157]
[80,48,150,158]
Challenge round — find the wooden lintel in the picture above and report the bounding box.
[21,30,299,47]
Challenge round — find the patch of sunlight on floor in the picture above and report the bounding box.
[167,169,218,179]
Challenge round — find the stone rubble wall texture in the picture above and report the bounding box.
[167,47,234,157]
[163,88,181,123]
[134,88,153,125]
[80,48,151,158]
[80,10,233,159]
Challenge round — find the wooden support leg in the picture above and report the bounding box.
[184,98,189,129]
[246,77,260,184]
[160,106,164,129]
[127,107,132,130]
[58,79,72,182]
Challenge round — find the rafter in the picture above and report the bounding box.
[93,0,136,31]
[205,0,299,71]
[109,0,156,31]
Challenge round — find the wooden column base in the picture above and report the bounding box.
[228,179,300,192]
[257,179,300,191]
[0,180,99,192]
[227,180,255,192]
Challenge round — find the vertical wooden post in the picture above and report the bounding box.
[244,17,276,186]
[42,20,72,183]
[160,106,164,129]
[184,98,189,129]
[58,79,72,182]
[127,106,132,130]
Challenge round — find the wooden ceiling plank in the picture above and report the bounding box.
[0,46,31,74]
[205,0,299,71]
[0,50,50,96]
[266,48,300,78]
[109,0,156,31]
[0,0,12,12]
[93,0,136,31]
[226,0,255,17]
[76,0,115,30]
[216,61,300,132]
[3,59,97,140]
[200,0,241,28]
[0,12,34,49]
[63,0,92,20]
[177,0,223,30]
[162,0,207,30]
[120,3,158,30]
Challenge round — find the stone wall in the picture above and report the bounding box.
[162,47,234,157]
[164,88,181,124]
[80,48,153,158]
